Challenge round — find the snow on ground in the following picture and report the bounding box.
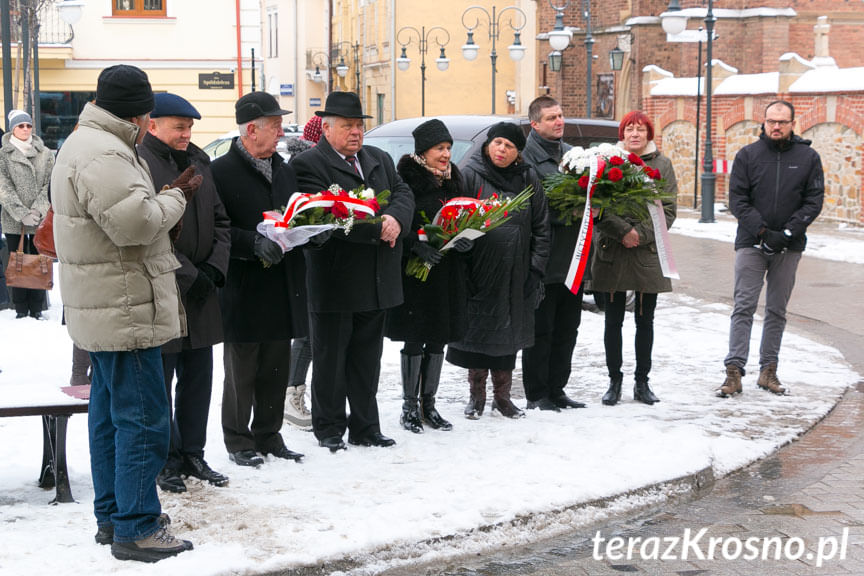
[0,274,858,575]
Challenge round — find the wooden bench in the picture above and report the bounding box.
[0,385,89,504]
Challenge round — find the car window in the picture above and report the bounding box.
[364,136,474,167]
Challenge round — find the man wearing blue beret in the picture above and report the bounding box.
[137,92,231,492]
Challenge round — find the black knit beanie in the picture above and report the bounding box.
[485,121,526,151]
[95,65,154,119]
[412,118,453,154]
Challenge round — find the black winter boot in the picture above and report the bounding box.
[464,369,487,419]
[634,378,660,405]
[602,376,623,406]
[490,370,525,419]
[420,353,452,431]
[400,352,424,433]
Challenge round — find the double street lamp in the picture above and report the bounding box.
[662,0,716,223]
[461,4,526,114]
[311,51,329,88]
[396,25,450,117]
[333,40,361,97]
[545,0,595,118]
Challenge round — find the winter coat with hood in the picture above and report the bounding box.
[447,149,550,358]
[211,138,308,343]
[385,156,468,344]
[728,130,823,252]
[590,140,677,294]
[137,132,231,353]
[0,131,54,235]
[51,102,186,351]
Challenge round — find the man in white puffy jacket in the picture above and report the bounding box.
[51,65,196,563]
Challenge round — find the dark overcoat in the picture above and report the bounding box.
[447,151,550,358]
[137,134,230,353]
[211,138,308,342]
[384,157,468,344]
[590,142,678,294]
[290,136,414,313]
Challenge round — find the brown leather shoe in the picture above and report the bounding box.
[717,365,743,398]
[757,363,786,395]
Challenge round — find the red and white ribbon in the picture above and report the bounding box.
[564,156,603,295]
[430,197,484,226]
[262,191,377,228]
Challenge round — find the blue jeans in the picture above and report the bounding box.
[88,347,169,543]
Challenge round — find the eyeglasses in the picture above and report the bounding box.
[765,119,792,127]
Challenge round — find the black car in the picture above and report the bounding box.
[363,115,620,168]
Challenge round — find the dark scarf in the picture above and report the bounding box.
[481,150,530,196]
[531,129,563,160]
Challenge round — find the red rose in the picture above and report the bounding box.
[650,167,662,180]
[330,200,349,219]
[628,153,644,166]
[609,155,625,166]
[578,175,590,189]
[607,167,624,182]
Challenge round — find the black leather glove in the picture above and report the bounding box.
[761,229,789,255]
[197,262,225,288]
[186,268,215,301]
[308,228,334,246]
[411,241,442,266]
[253,234,284,266]
[451,237,474,253]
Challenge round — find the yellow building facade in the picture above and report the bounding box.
[1,0,262,149]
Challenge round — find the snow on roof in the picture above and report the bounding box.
[780,52,816,69]
[714,72,778,95]
[651,76,702,97]
[625,8,796,27]
[642,64,673,78]
[790,67,864,93]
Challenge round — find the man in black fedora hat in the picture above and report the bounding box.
[211,91,308,468]
[291,91,414,452]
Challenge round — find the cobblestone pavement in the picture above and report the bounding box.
[377,214,864,576]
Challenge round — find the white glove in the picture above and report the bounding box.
[21,212,39,226]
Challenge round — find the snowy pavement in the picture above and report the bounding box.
[0,215,861,575]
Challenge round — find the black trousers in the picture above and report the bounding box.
[5,233,46,316]
[604,291,657,381]
[521,283,583,401]
[309,309,385,441]
[221,340,290,453]
[162,347,213,469]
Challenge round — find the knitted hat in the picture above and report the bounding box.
[302,115,322,144]
[95,65,154,119]
[485,122,526,151]
[412,119,453,154]
[7,109,33,130]
[151,93,201,119]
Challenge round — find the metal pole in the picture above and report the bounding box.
[420,26,426,116]
[354,42,360,97]
[251,47,256,91]
[33,22,40,136]
[700,0,715,223]
[21,3,30,116]
[584,0,593,118]
[1,0,11,129]
[694,30,702,210]
[490,6,497,114]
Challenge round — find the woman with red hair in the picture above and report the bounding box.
[591,110,678,406]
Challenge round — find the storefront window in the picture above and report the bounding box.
[39,91,95,150]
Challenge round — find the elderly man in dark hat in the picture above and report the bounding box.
[137,93,231,493]
[51,65,195,561]
[212,91,308,468]
[291,91,414,452]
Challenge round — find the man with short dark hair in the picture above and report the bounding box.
[718,100,824,398]
[52,64,194,562]
[520,95,587,412]
[291,91,414,452]
[137,93,231,493]
[212,91,308,467]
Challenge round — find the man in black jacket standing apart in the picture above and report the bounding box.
[718,100,823,398]
[138,93,231,491]
[212,92,308,466]
[520,96,587,412]
[291,92,414,452]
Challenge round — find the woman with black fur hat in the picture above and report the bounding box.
[386,119,471,434]
[446,122,550,420]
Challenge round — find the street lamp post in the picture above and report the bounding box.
[461,4,526,114]
[545,1,595,118]
[396,25,450,117]
[333,40,361,97]
[311,52,329,91]
[662,0,715,222]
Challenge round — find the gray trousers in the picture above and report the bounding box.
[725,247,802,374]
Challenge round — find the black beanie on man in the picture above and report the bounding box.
[412,118,453,155]
[485,121,526,151]
[95,65,154,119]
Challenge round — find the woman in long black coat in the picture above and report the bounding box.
[386,119,471,433]
[446,122,550,420]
